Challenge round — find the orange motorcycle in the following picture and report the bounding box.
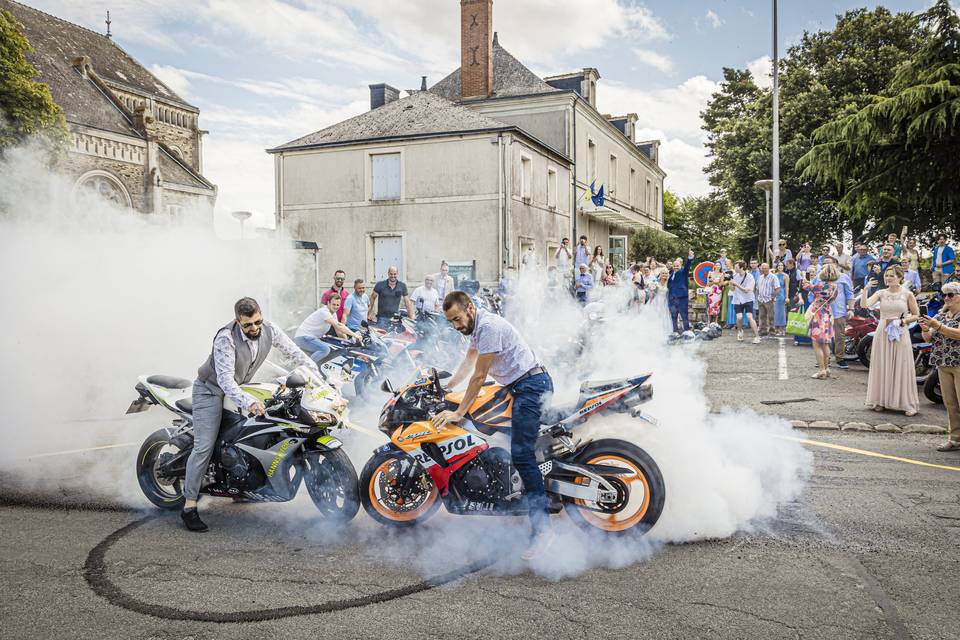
[359,368,665,536]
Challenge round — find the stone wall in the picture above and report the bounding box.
[63,145,148,211]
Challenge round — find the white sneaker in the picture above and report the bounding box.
[737,330,744,342]
[521,528,557,561]
[752,336,761,344]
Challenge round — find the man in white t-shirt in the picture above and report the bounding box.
[726,260,761,343]
[411,275,441,316]
[294,293,357,363]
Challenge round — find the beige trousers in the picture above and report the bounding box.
[938,366,960,443]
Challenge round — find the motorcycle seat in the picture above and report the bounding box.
[175,398,193,414]
[147,375,192,390]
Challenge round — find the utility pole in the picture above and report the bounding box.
[232,210,252,240]
[771,0,780,248]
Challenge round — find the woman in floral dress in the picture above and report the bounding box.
[707,267,724,324]
[800,263,839,379]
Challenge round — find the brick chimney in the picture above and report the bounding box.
[460,0,493,99]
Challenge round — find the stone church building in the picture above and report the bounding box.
[2,0,216,214]
[270,0,665,286]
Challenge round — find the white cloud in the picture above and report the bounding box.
[196,0,406,72]
[705,10,723,29]
[341,0,670,71]
[632,48,674,73]
[747,55,773,89]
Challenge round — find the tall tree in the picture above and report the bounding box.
[0,9,67,152]
[799,0,960,242]
[664,193,745,260]
[702,7,923,251]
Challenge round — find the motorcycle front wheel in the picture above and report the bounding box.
[564,439,665,537]
[302,449,360,524]
[359,453,440,527]
[136,428,187,510]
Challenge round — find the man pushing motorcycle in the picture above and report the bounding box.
[433,291,556,559]
[181,297,321,532]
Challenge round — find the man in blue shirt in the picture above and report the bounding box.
[850,244,875,291]
[818,257,855,370]
[667,250,695,332]
[933,233,956,285]
[574,263,594,304]
[342,279,370,331]
[574,235,590,271]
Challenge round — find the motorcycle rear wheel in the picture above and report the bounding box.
[302,449,360,523]
[924,369,944,404]
[564,439,665,537]
[136,428,186,510]
[360,453,440,527]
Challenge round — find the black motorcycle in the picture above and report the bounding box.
[130,372,359,521]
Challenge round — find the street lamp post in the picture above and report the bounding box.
[231,210,253,240]
[771,0,780,249]
[755,179,773,257]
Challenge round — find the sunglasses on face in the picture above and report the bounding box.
[240,319,263,329]
[946,293,957,299]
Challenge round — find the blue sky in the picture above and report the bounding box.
[22,0,938,232]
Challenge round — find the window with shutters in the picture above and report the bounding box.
[520,155,532,202]
[547,167,557,209]
[609,154,618,196]
[371,153,401,200]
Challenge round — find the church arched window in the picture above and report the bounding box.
[74,170,133,208]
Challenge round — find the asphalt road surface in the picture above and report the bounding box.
[2,335,958,640]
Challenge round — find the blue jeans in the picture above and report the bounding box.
[294,335,331,364]
[668,295,690,332]
[509,371,553,534]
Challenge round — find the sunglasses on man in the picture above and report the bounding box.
[240,319,263,329]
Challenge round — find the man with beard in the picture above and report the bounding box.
[181,297,320,532]
[434,291,555,560]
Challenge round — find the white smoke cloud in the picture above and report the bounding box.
[0,143,810,580]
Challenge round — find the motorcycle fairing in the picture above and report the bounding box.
[445,384,513,431]
[389,421,488,494]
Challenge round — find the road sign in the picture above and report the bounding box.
[694,261,715,288]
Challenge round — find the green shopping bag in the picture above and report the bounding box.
[786,311,809,336]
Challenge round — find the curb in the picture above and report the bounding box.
[790,420,947,435]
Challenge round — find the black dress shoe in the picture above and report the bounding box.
[181,509,208,532]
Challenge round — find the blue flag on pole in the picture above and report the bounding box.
[591,183,605,207]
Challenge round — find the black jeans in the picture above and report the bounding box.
[509,371,553,534]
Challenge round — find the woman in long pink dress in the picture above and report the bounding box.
[860,265,921,416]
[800,263,839,379]
[707,268,723,323]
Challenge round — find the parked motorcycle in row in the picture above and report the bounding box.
[129,369,360,522]
[359,368,665,537]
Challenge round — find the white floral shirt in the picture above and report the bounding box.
[212,321,317,410]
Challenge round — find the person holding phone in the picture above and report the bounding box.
[861,265,920,416]
[920,281,960,450]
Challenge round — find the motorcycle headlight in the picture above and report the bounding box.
[308,410,339,427]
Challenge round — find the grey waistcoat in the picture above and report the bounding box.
[197,320,273,392]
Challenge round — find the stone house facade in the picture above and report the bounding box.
[270,0,665,284]
[3,0,216,215]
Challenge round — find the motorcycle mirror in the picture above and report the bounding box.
[360,320,369,328]
[380,379,395,394]
[286,373,307,389]
[436,370,452,380]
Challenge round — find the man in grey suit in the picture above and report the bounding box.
[181,297,319,532]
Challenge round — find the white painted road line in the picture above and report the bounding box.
[778,337,789,380]
[28,442,139,459]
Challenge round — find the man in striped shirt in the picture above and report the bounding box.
[755,262,781,337]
